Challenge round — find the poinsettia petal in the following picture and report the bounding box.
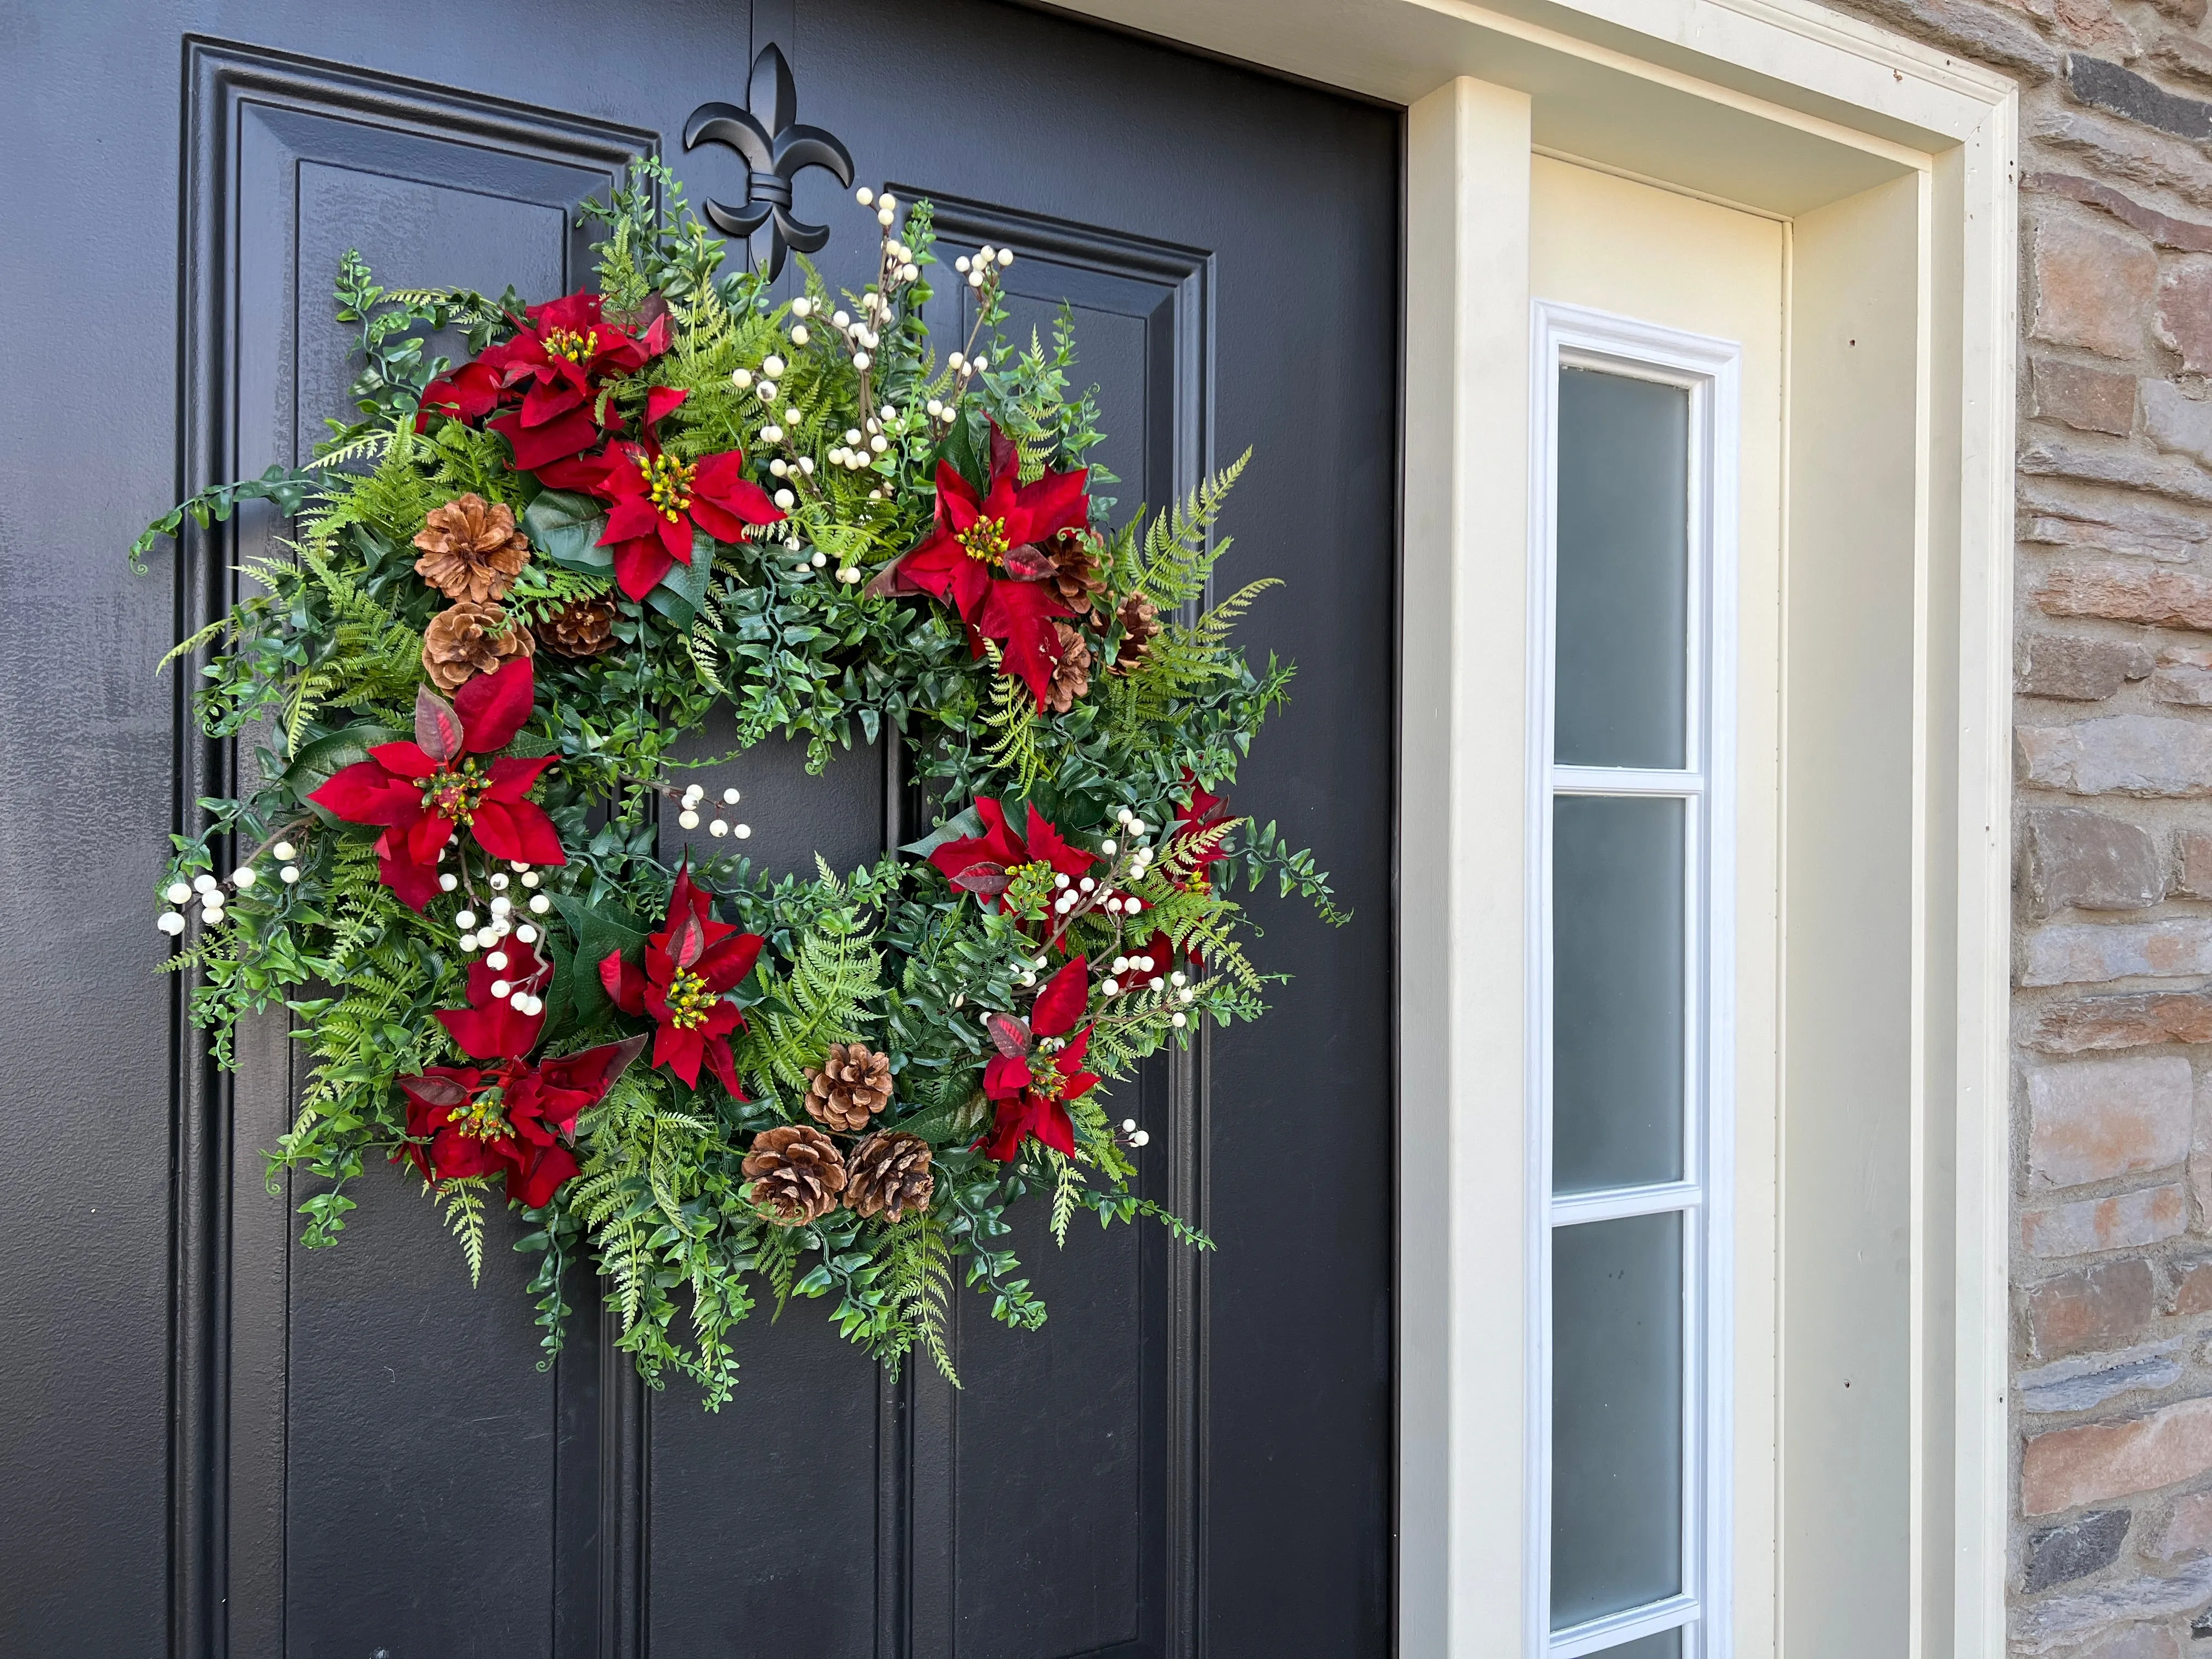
[934,459,982,522]
[645,386,689,426]
[528,291,603,332]
[701,1033,742,1098]
[975,1097,1030,1164]
[312,760,420,825]
[505,1141,580,1210]
[1022,806,1094,879]
[1032,1097,1078,1159]
[1006,465,1090,546]
[427,1127,510,1182]
[530,452,611,494]
[1030,957,1090,1037]
[599,951,648,1015]
[697,929,764,994]
[492,405,601,471]
[656,511,694,565]
[652,1022,706,1087]
[365,742,440,780]
[540,1034,648,1108]
[603,495,662,544]
[482,754,557,802]
[436,994,543,1063]
[471,799,566,866]
[949,557,994,625]
[377,844,443,911]
[981,582,1073,707]
[983,1052,1034,1099]
[612,537,674,601]
[456,656,535,753]
[518,377,586,430]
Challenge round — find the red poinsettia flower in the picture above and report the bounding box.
[419,290,669,471]
[976,958,1099,1162]
[310,658,563,910]
[540,405,784,601]
[599,864,766,1096]
[928,797,1093,912]
[873,422,1090,705]
[398,941,645,1207]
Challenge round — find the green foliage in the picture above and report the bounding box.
[133,177,1342,1407]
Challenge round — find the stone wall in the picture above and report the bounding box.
[1825,0,2212,1647]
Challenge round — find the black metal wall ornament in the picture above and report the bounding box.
[682,43,855,281]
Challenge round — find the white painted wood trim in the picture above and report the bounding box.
[1402,75,1535,1658]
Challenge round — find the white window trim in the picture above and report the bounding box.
[1526,304,1742,1659]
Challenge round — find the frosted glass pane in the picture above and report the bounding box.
[1599,1629,1684,1659]
[1553,795,1686,1192]
[1555,368,1689,769]
[1551,1212,1685,1629]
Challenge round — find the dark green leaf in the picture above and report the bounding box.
[522,489,612,571]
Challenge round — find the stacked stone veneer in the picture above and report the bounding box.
[1822,0,2212,1647]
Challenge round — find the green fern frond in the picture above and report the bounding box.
[1132,448,1250,609]
[432,1177,491,1286]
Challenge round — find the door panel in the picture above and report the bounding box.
[0,4,1397,1655]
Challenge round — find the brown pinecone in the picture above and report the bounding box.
[1046,621,1092,714]
[845,1132,935,1222]
[536,596,618,658]
[413,494,532,603]
[742,1124,849,1223]
[803,1042,893,1132]
[1045,528,1107,620]
[1111,590,1160,675]
[422,600,534,692]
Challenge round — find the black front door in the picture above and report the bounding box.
[0,4,1398,1654]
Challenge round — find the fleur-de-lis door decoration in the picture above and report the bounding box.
[682,43,855,281]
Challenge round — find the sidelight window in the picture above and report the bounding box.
[1527,304,1740,1659]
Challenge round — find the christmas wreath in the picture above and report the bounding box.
[136,162,1344,1405]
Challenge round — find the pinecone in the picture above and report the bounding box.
[742,1125,849,1223]
[413,494,532,603]
[803,1042,893,1132]
[1045,528,1107,620]
[1046,621,1093,714]
[537,596,618,658]
[422,600,534,692]
[846,1132,935,1222]
[1111,590,1160,675]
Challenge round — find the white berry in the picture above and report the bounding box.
[439,872,459,893]
[710,819,730,837]
[165,882,192,905]
[679,810,700,830]
[529,895,551,915]
[157,911,186,935]
[736,823,752,839]
[272,840,297,861]
[489,980,511,998]
[280,865,301,884]
[486,951,509,971]
[454,910,477,930]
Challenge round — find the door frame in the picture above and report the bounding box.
[1055,1,2018,1653]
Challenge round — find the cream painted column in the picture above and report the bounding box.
[1401,75,1532,1656]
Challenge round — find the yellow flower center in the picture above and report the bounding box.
[543,326,600,364]
[425,762,487,826]
[448,1088,513,1142]
[958,516,1011,565]
[640,450,695,523]
[664,966,717,1030]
